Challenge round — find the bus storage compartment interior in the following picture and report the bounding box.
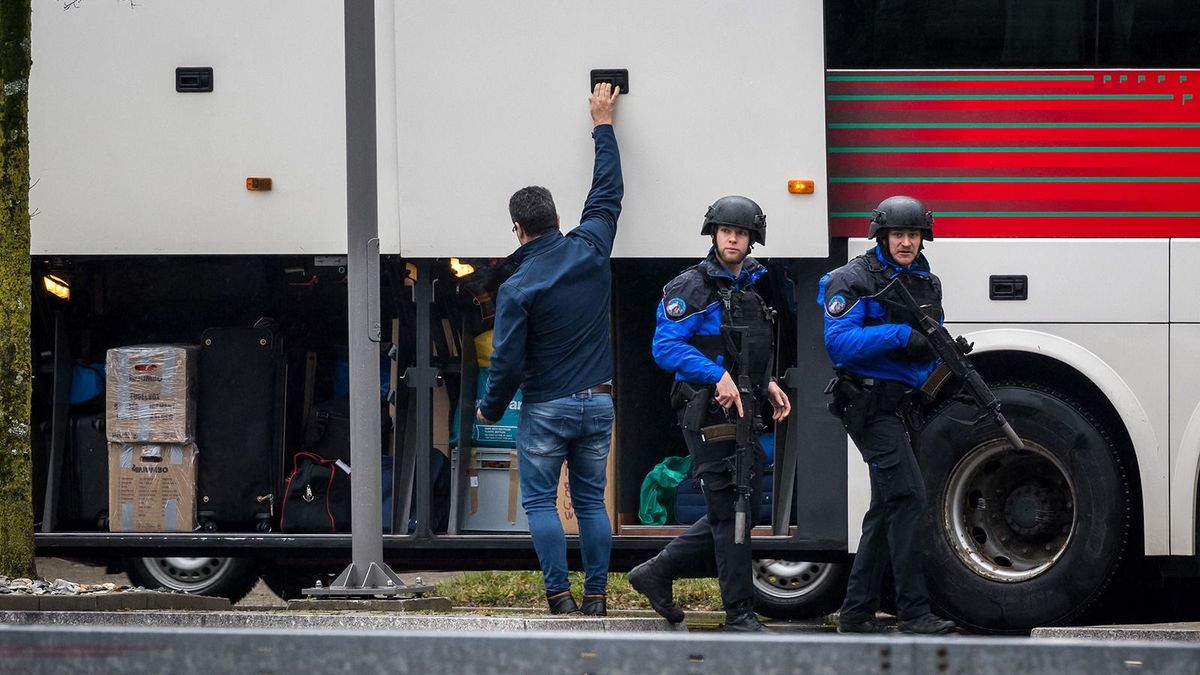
[31,255,808,548]
[29,255,365,536]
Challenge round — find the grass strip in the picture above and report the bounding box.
[436,571,723,611]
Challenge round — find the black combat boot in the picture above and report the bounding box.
[628,552,685,623]
[547,590,581,615]
[580,594,607,616]
[837,616,889,634]
[898,612,957,634]
[723,599,768,632]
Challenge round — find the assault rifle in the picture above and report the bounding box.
[886,276,1025,451]
[727,322,758,545]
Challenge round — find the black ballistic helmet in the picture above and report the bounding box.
[867,195,934,241]
[701,195,767,245]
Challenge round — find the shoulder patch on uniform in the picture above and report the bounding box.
[826,294,848,316]
[665,296,687,318]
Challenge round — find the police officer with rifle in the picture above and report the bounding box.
[818,195,969,634]
[629,195,791,632]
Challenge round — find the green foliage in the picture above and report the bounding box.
[0,0,34,578]
[435,571,723,611]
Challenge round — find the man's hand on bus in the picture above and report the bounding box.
[590,81,620,126]
[476,408,495,425]
[714,371,744,418]
[766,380,791,422]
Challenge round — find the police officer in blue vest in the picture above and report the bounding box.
[629,195,792,632]
[818,195,957,634]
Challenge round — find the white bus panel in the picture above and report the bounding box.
[1170,324,1200,554]
[924,239,1170,325]
[391,0,829,258]
[29,1,351,255]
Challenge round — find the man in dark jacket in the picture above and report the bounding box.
[476,82,621,616]
[628,195,791,632]
[818,195,956,635]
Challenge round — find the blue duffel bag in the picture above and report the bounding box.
[673,470,773,525]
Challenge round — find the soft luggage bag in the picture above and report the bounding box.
[280,451,351,533]
[673,474,707,526]
[674,471,773,526]
[60,412,110,529]
[196,326,283,532]
[301,396,392,464]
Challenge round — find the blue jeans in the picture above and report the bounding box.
[517,391,613,596]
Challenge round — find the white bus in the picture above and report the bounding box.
[26,0,1200,633]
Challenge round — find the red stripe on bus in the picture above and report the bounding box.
[829,153,1200,172]
[830,216,1200,238]
[826,69,1200,237]
[831,182,1200,205]
[828,128,1200,146]
[833,109,1200,125]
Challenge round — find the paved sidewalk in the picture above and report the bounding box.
[1033,622,1200,642]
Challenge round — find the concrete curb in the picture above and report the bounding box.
[1032,623,1200,642]
[0,592,228,612]
[0,609,686,632]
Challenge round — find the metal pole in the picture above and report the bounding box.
[308,0,425,597]
[409,261,434,539]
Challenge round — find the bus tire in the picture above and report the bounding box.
[919,381,1132,634]
[751,559,850,620]
[124,556,260,604]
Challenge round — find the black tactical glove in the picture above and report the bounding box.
[905,330,936,360]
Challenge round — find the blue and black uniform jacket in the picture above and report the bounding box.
[478,124,622,422]
[817,246,942,389]
[652,251,767,386]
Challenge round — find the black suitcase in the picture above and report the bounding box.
[196,326,284,532]
[60,412,109,529]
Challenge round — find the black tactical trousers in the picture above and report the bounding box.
[661,427,761,609]
[839,410,932,623]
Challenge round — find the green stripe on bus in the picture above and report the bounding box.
[826,74,1095,82]
[830,211,1200,217]
[829,146,1200,153]
[829,94,1171,101]
[829,122,1200,129]
[829,177,1200,183]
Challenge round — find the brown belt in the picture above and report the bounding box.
[579,384,613,396]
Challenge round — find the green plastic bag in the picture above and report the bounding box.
[638,455,694,525]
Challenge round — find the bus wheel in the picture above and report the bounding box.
[920,381,1131,634]
[124,556,260,604]
[751,558,849,620]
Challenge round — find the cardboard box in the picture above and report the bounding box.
[106,345,198,443]
[556,434,617,535]
[108,443,197,532]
